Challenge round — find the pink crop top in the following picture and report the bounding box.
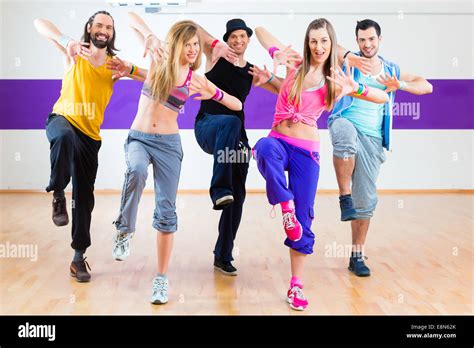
[273,68,327,128]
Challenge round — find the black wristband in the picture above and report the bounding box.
[343,50,351,59]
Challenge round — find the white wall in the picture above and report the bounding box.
[2,0,473,79]
[1,0,473,190]
[1,129,473,190]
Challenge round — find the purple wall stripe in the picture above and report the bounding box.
[1,79,473,130]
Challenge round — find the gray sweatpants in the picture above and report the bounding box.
[114,130,183,233]
[328,117,386,219]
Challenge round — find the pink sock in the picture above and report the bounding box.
[280,200,295,214]
[290,276,303,288]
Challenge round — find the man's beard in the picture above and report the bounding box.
[90,34,110,49]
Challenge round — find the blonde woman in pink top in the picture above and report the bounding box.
[252,19,389,311]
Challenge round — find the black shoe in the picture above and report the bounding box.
[52,196,69,226]
[348,253,371,277]
[339,194,357,221]
[70,257,92,282]
[214,258,238,276]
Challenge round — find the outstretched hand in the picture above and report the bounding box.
[326,59,358,100]
[67,40,91,63]
[190,75,217,100]
[376,73,400,92]
[143,34,168,64]
[346,52,372,75]
[211,41,238,65]
[106,56,132,80]
[248,64,272,86]
[272,45,302,74]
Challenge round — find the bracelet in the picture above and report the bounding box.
[211,39,219,49]
[130,65,139,76]
[354,83,368,96]
[212,88,224,101]
[58,35,73,49]
[361,85,369,96]
[212,88,219,100]
[268,46,280,59]
[266,72,275,84]
[399,80,407,90]
[343,50,351,59]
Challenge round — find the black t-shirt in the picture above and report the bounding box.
[196,58,254,142]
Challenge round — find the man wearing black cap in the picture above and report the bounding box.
[194,19,279,275]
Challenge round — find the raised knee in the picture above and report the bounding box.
[331,118,356,141]
[330,118,357,157]
[224,116,241,132]
[55,129,74,144]
[128,163,148,181]
[253,138,278,160]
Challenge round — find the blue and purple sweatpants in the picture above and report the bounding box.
[252,131,320,254]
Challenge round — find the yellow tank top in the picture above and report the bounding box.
[52,56,114,141]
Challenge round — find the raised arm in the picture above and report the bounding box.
[195,24,215,59]
[377,69,433,95]
[255,26,302,75]
[33,18,67,54]
[255,26,286,51]
[33,18,91,65]
[128,11,154,40]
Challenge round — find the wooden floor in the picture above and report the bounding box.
[0,192,472,315]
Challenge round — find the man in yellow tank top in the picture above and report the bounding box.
[34,11,147,282]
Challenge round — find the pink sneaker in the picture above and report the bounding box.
[282,211,303,242]
[287,284,308,311]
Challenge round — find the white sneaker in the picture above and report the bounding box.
[113,231,133,261]
[215,195,234,206]
[151,276,169,304]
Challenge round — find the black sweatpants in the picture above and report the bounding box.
[45,113,101,251]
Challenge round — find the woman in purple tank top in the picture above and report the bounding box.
[251,19,389,311]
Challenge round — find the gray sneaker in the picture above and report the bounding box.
[151,276,169,304]
[113,231,133,261]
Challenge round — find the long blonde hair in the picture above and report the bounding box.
[288,18,338,110]
[149,20,202,103]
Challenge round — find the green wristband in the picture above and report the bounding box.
[266,73,275,84]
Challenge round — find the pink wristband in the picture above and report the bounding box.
[361,85,369,96]
[268,46,280,59]
[212,88,223,101]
